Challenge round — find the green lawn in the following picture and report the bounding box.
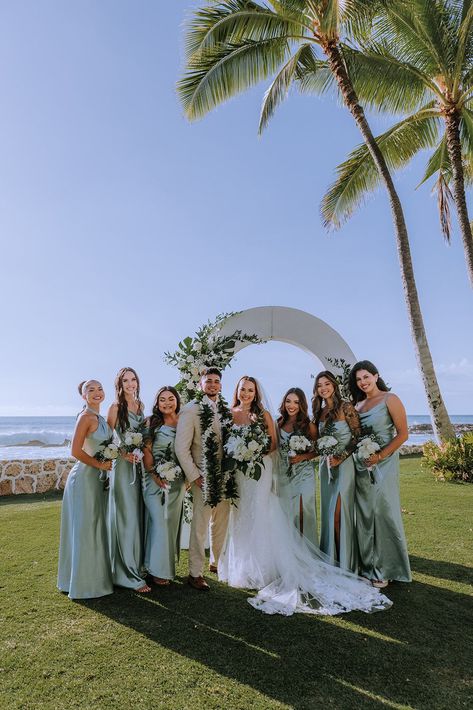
[1,458,472,709]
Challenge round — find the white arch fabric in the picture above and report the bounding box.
[218,306,356,370]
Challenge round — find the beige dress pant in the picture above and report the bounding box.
[189,482,229,578]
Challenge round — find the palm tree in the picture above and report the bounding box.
[322,0,473,284]
[178,0,454,441]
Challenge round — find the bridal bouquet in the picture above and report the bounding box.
[224,422,270,482]
[281,432,313,477]
[355,429,384,483]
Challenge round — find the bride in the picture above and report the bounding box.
[218,376,392,616]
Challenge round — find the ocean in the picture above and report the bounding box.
[1,415,472,460]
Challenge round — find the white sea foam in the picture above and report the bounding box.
[0,431,72,447]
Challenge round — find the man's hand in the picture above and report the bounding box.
[194,475,204,489]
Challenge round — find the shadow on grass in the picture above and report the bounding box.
[409,554,473,585]
[0,491,63,506]
[82,572,473,710]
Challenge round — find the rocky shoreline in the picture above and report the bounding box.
[0,445,427,496]
[408,422,473,435]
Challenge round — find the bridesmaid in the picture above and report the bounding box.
[277,388,318,546]
[142,386,186,585]
[349,360,411,588]
[313,371,361,573]
[107,367,150,593]
[58,380,113,599]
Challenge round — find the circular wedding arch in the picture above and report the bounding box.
[217,306,356,369]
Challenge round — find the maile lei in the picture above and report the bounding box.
[194,390,238,507]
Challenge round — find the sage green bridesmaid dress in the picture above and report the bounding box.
[279,430,318,547]
[142,425,186,580]
[108,410,147,590]
[57,414,113,599]
[318,420,358,573]
[355,399,411,583]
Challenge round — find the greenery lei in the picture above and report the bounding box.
[195,390,238,507]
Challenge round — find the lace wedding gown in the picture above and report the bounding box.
[218,454,392,617]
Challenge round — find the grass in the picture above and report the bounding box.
[0,458,472,709]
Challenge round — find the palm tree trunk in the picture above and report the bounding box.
[444,108,473,287]
[323,41,454,442]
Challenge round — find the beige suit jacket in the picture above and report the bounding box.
[175,398,223,484]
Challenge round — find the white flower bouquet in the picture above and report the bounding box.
[281,431,313,476]
[317,435,342,459]
[95,437,119,462]
[355,429,385,483]
[317,424,344,481]
[94,436,119,488]
[120,425,148,486]
[153,443,184,516]
[122,429,144,451]
[155,459,183,485]
[224,421,270,481]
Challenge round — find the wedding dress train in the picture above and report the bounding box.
[218,454,392,616]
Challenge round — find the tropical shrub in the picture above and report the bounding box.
[423,433,473,483]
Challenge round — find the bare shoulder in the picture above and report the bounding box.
[108,403,118,416]
[385,393,403,408]
[76,410,96,434]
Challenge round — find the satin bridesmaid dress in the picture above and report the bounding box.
[355,398,411,583]
[142,425,186,580]
[57,413,113,599]
[279,429,318,547]
[108,410,147,590]
[318,420,358,573]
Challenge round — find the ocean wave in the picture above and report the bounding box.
[0,431,72,447]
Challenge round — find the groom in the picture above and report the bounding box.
[175,367,230,591]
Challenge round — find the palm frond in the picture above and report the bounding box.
[295,45,334,94]
[373,0,451,79]
[459,106,473,157]
[178,37,291,120]
[321,108,441,228]
[417,134,452,186]
[342,43,432,113]
[258,43,313,133]
[454,3,473,93]
[435,170,453,243]
[184,2,283,58]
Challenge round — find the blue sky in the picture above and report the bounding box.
[0,0,471,416]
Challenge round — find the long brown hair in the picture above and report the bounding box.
[312,371,344,426]
[147,386,181,441]
[277,387,310,434]
[232,376,264,419]
[114,367,144,432]
[348,360,390,403]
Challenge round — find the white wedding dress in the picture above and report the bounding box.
[218,453,392,616]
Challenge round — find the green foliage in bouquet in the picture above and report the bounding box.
[423,433,473,483]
